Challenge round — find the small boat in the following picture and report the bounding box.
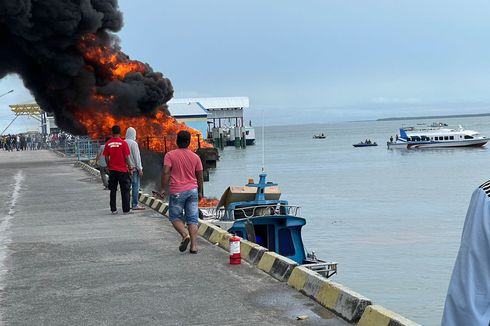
[387,125,488,149]
[201,173,337,278]
[353,141,377,147]
[313,133,326,139]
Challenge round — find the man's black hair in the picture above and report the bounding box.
[177,130,191,148]
[112,125,121,135]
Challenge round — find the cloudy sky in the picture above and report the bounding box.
[2,0,490,132]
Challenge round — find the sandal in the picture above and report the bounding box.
[179,237,190,252]
[189,249,198,254]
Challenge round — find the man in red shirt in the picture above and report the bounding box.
[160,131,203,254]
[103,125,133,214]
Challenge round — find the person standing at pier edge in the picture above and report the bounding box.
[159,130,203,254]
[103,125,133,214]
[95,137,110,189]
[441,180,490,325]
[124,127,145,210]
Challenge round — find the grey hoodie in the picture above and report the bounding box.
[125,127,143,171]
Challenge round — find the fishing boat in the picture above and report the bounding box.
[313,133,326,139]
[201,173,337,278]
[353,141,377,147]
[387,125,488,149]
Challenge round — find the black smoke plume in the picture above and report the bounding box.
[0,0,173,134]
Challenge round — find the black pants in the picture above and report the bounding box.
[108,170,131,213]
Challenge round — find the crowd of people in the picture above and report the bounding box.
[1,133,44,151]
[0,131,76,151]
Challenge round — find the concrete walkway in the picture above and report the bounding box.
[0,150,349,325]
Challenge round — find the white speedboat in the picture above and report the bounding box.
[387,125,488,149]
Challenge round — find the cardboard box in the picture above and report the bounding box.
[217,186,281,208]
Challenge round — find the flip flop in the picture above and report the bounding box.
[179,237,190,252]
[189,249,198,254]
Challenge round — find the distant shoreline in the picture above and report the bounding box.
[377,112,490,121]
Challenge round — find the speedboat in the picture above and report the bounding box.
[353,141,377,147]
[313,134,326,139]
[387,125,488,149]
[201,173,337,278]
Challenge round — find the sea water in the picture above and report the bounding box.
[204,115,490,326]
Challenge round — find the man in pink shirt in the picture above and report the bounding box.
[160,131,203,254]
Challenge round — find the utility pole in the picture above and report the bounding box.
[0,90,15,135]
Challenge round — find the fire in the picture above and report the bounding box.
[79,34,148,80]
[73,109,209,152]
[75,33,212,152]
[199,197,219,207]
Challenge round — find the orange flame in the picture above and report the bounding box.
[79,34,148,80]
[199,197,219,207]
[75,33,212,152]
[73,109,209,151]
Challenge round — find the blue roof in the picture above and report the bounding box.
[168,102,208,118]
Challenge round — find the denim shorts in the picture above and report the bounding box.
[168,188,199,225]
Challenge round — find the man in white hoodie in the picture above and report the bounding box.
[125,127,145,210]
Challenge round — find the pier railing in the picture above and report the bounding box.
[202,204,302,221]
[50,137,104,161]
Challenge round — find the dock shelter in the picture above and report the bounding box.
[169,97,249,129]
[167,102,208,137]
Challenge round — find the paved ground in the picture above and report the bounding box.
[0,150,349,326]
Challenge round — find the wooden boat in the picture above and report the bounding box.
[201,173,337,278]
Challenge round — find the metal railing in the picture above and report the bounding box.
[50,137,104,161]
[202,204,301,221]
[142,134,204,152]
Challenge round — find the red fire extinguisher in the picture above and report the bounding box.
[229,234,241,264]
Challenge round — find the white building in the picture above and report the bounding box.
[170,97,249,129]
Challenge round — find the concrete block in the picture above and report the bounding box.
[139,194,150,203]
[358,305,421,326]
[288,266,372,323]
[151,200,161,209]
[202,223,221,240]
[287,266,310,291]
[209,228,228,246]
[315,280,341,310]
[147,197,155,206]
[218,232,231,251]
[240,240,267,265]
[329,281,372,323]
[257,251,298,282]
[197,223,209,236]
[158,204,168,216]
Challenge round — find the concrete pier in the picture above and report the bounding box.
[0,150,348,325]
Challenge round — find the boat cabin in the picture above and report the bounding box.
[209,173,337,278]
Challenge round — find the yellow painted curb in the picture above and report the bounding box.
[240,240,254,258]
[358,305,421,326]
[358,305,391,326]
[316,281,341,310]
[218,232,231,250]
[197,223,209,236]
[287,266,309,291]
[257,251,278,273]
[209,228,228,245]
